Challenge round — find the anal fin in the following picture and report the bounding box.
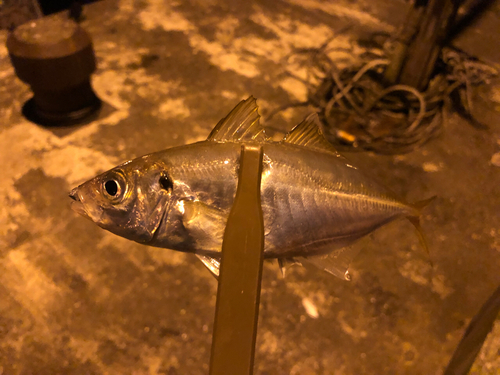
[297,245,362,281]
[277,257,302,278]
[299,254,352,281]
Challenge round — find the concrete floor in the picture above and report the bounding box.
[1,0,500,374]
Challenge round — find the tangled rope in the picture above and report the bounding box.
[269,40,497,154]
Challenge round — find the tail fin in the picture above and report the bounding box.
[407,196,436,267]
[412,196,436,212]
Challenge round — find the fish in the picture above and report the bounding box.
[69,96,433,280]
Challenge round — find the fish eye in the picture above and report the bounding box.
[104,180,119,197]
[101,172,127,203]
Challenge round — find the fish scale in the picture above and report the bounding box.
[260,143,414,255]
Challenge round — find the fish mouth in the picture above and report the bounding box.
[69,187,91,220]
[69,187,79,202]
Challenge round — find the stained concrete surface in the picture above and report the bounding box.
[1,0,500,374]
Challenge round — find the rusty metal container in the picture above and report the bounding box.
[7,15,100,125]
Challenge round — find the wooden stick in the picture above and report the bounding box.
[209,145,265,375]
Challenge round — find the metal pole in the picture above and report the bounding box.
[209,144,265,375]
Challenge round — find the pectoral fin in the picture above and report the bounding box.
[181,200,227,253]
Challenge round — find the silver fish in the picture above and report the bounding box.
[70,97,432,280]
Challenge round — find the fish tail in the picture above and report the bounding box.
[411,196,436,213]
[407,196,436,268]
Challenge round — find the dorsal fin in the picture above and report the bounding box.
[207,96,267,142]
[283,113,342,157]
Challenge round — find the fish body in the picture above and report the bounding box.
[70,97,429,279]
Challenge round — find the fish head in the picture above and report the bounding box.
[69,157,173,244]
